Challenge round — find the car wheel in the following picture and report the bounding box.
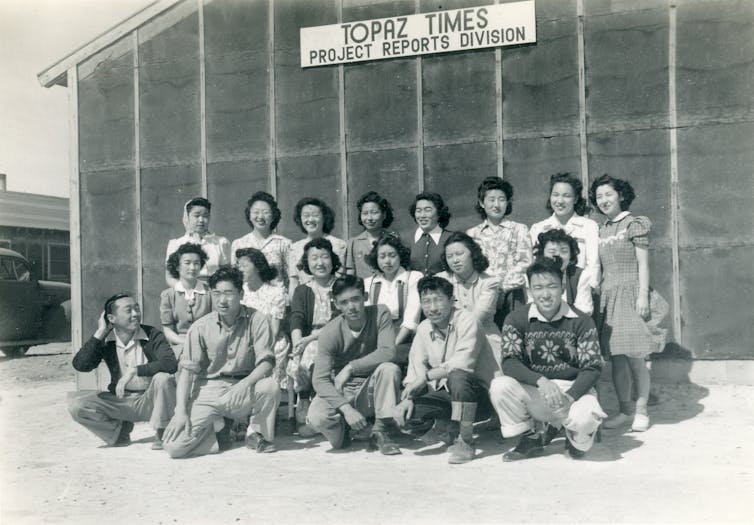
[1,346,29,358]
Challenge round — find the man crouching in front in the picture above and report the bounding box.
[489,257,606,461]
[67,293,177,449]
[162,266,280,458]
[306,275,403,455]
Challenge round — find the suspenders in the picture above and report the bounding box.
[369,277,407,320]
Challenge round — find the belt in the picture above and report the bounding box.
[214,373,248,380]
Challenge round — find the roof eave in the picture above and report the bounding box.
[37,0,182,89]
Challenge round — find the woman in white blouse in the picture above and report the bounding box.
[363,233,422,362]
[529,173,600,289]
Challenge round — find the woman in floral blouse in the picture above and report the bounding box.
[467,177,532,327]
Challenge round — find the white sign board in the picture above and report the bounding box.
[300,1,536,68]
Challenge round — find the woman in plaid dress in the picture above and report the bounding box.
[590,175,668,433]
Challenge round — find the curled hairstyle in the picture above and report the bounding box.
[166,243,208,279]
[526,256,564,283]
[441,231,489,274]
[534,229,580,269]
[244,191,282,231]
[546,173,589,216]
[294,197,336,234]
[209,265,244,292]
[186,196,212,214]
[409,192,451,229]
[104,292,133,317]
[475,177,513,218]
[235,247,278,283]
[417,275,454,299]
[589,174,636,212]
[298,237,342,275]
[332,274,365,298]
[365,233,411,273]
[356,191,395,229]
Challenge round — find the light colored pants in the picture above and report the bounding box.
[489,376,606,452]
[67,372,176,445]
[307,362,401,448]
[163,376,280,458]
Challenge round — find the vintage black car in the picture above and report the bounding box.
[0,248,71,357]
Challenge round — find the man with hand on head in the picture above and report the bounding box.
[489,257,606,461]
[392,275,500,464]
[307,275,403,455]
[162,266,280,458]
[67,293,177,449]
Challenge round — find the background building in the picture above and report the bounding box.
[37,0,754,387]
[0,174,70,282]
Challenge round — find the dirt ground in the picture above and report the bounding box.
[1,344,753,525]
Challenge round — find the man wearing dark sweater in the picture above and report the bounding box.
[489,257,606,461]
[307,275,403,455]
[67,293,178,448]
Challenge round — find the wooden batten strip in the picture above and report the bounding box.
[338,1,349,237]
[415,0,424,192]
[268,0,277,198]
[576,0,589,188]
[133,31,144,314]
[668,4,683,345]
[198,0,208,197]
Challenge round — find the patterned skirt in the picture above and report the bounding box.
[599,283,668,358]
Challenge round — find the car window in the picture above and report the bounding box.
[0,257,14,280]
[14,260,31,281]
[0,257,31,281]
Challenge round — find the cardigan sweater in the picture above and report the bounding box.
[289,284,338,336]
[72,324,177,394]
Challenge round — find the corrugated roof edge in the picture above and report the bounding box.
[36,0,183,89]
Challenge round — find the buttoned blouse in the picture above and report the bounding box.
[363,268,423,331]
[241,282,287,321]
[160,281,213,337]
[436,270,501,338]
[166,233,231,279]
[529,214,601,288]
[345,229,392,278]
[466,220,532,291]
[230,232,292,289]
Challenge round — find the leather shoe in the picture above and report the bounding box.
[368,431,401,455]
[566,438,585,459]
[502,432,543,462]
[245,432,277,453]
[151,428,165,450]
[541,424,563,446]
[448,436,475,464]
[112,421,134,447]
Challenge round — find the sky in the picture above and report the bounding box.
[0,0,151,198]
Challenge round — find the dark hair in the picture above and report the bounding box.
[298,237,342,275]
[166,243,208,279]
[294,197,336,234]
[534,229,580,269]
[332,275,365,298]
[356,191,394,229]
[244,191,282,231]
[475,177,513,218]
[186,197,212,214]
[546,173,588,216]
[526,257,564,283]
[409,192,451,229]
[441,231,489,273]
[589,174,636,212]
[365,233,411,272]
[417,275,454,299]
[104,292,133,317]
[235,247,278,283]
[209,265,244,292]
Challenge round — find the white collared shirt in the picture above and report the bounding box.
[530,214,601,288]
[527,302,579,323]
[364,268,422,331]
[414,225,444,245]
[108,328,151,391]
[605,211,631,224]
[174,280,208,302]
[166,233,231,278]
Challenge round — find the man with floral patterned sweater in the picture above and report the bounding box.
[489,257,606,461]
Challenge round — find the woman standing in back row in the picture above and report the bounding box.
[590,174,668,433]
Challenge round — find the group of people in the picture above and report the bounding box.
[67,172,668,464]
